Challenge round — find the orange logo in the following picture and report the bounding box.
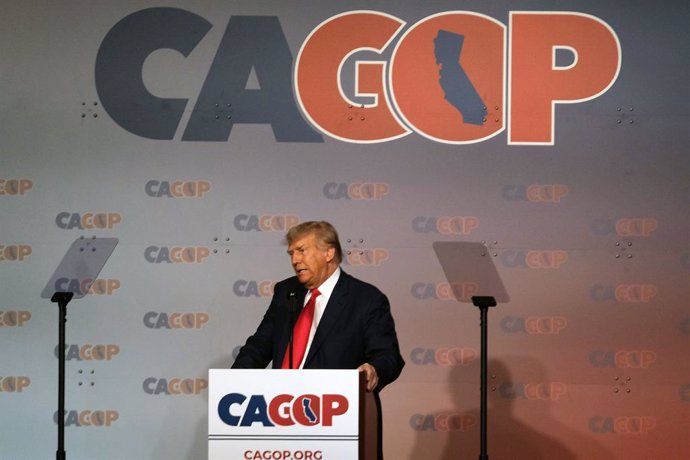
[344,248,389,266]
[56,212,122,230]
[145,180,211,198]
[615,218,658,236]
[410,413,477,432]
[0,179,32,195]
[0,376,31,392]
[0,311,32,327]
[499,382,567,400]
[589,416,656,434]
[0,245,32,262]
[501,250,568,268]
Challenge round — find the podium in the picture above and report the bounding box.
[209,369,378,459]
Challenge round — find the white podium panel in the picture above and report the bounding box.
[209,369,362,460]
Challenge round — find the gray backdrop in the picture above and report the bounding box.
[1,1,689,459]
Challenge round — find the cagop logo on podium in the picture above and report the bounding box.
[209,369,361,460]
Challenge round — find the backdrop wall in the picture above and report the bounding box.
[1,1,689,459]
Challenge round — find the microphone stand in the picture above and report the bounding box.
[287,292,297,369]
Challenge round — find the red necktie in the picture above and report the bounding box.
[282,288,320,369]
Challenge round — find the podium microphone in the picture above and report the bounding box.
[287,291,298,369]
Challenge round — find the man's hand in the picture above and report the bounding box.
[357,363,379,392]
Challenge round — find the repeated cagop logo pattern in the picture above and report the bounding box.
[3,5,688,459]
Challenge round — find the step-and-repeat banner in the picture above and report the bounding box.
[1,1,688,459]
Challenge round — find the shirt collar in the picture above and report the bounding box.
[313,266,340,300]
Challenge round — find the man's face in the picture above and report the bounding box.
[287,232,335,289]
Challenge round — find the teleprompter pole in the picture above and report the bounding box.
[52,291,74,460]
[472,295,497,460]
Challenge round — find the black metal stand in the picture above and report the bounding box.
[287,292,297,369]
[51,291,74,460]
[472,295,497,460]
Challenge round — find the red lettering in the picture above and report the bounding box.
[296,11,408,142]
[391,12,505,143]
[321,394,348,426]
[509,12,620,144]
[268,394,295,426]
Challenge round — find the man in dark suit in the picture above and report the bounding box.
[232,221,404,458]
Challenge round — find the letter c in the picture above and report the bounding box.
[95,8,212,139]
[217,393,246,426]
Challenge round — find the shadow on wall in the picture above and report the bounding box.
[407,356,613,460]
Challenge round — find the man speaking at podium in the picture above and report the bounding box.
[232,220,404,458]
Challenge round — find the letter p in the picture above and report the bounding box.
[321,394,348,426]
[509,12,621,144]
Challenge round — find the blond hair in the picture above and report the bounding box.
[285,221,343,264]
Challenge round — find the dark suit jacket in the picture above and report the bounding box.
[232,270,405,390]
[232,270,404,459]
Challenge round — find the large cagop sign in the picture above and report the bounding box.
[95,8,620,145]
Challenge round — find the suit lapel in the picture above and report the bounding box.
[303,271,350,367]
